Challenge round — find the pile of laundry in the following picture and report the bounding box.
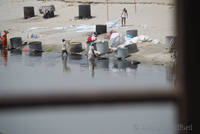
[129,35,160,45]
[109,32,160,48]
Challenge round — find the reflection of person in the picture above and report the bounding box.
[121,8,128,27]
[62,55,70,72]
[1,49,7,66]
[88,59,95,78]
[61,39,68,59]
[1,30,9,49]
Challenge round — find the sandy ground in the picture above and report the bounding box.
[0,0,176,64]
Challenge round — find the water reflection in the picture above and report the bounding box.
[63,54,139,77]
[68,54,83,65]
[96,59,109,70]
[88,59,96,78]
[0,49,7,66]
[113,60,127,71]
[0,51,175,90]
[62,55,70,73]
[112,59,139,72]
[69,54,82,60]
[165,63,176,87]
[29,51,42,56]
[10,49,22,55]
[24,52,42,67]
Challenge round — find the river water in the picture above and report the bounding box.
[0,50,175,96]
[0,103,177,134]
[0,49,177,134]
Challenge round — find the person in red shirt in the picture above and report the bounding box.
[86,32,97,59]
[87,32,97,45]
[1,30,9,49]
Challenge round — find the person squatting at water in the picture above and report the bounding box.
[86,32,99,60]
[1,30,9,49]
[61,39,68,59]
[121,8,128,27]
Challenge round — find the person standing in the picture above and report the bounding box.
[1,30,9,49]
[121,8,128,27]
[61,39,68,59]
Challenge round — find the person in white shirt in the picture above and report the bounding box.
[61,39,68,59]
[88,43,97,61]
[121,8,128,27]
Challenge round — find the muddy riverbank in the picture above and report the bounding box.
[24,40,173,65]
